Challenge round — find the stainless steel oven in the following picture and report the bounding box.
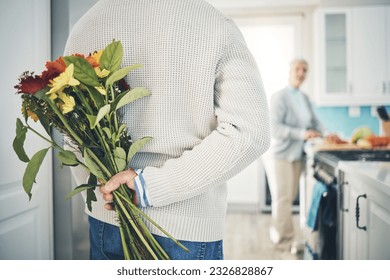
[305,150,390,259]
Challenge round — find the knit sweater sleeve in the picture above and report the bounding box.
[142,19,270,207]
[305,95,326,135]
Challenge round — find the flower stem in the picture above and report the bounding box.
[44,96,84,145]
[115,191,189,253]
[113,191,159,259]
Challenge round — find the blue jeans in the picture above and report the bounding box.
[88,216,224,260]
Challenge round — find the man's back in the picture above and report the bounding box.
[65,0,270,243]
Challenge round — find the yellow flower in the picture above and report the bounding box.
[57,92,75,114]
[48,64,80,94]
[95,86,107,95]
[95,67,110,78]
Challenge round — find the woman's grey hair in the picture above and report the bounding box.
[290,58,308,68]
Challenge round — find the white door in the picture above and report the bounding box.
[0,0,53,260]
[226,16,303,211]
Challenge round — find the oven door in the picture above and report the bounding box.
[303,159,337,260]
[336,168,352,260]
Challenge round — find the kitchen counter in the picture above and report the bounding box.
[338,161,390,196]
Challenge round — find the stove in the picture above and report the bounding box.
[313,149,390,185]
[316,149,390,167]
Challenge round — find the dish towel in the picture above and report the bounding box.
[307,181,328,230]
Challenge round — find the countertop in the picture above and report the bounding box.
[338,161,390,195]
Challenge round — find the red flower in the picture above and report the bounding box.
[41,56,67,82]
[118,78,130,91]
[15,75,47,95]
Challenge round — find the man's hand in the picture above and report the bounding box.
[99,169,138,210]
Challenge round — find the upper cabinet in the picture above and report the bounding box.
[313,6,390,106]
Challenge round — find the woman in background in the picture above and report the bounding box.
[263,58,339,255]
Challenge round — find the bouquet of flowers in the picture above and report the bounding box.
[13,40,187,260]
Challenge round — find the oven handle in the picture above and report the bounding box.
[313,166,336,186]
[339,181,349,212]
[355,194,367,231]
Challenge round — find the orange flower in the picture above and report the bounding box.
[86,50,103,68]
[41,57,67,82]
[21,107,39,122]
[27,110,39,122]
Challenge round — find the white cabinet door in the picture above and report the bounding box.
[350,6,388,102]
[366,200,390,259]
[342,173,368,260]
[342,169,390,260]
[0,0,53,260]
[314,6,390,106]
[387,6,390,94]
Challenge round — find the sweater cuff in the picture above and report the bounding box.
[133,169,151,207]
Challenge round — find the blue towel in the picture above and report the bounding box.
[307,181,328,230]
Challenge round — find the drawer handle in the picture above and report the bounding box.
[355,194,367,231]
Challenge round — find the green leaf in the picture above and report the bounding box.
[88,174,97,186]
[100,41,123,73]
[112,87,150,111]
[86,105,111,129]
[94,104,111,128]
[105,64,142,88]
[13,118,29,162]
[56,150,79,166]
[65,184,95,200]
[111,124,127,143]
[86,188,97,212]
[22,148,50,200]
[83,148,105,179]
[114,147,126,160]
[86,114,97,129]
[127,137,153,163]
[86,86,105,108]
[63,56,100,87]
[114,147,127,172]
[102,127,112,139]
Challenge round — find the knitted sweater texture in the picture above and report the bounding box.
[65,0,270,242]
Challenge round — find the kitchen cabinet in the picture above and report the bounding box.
[314,6,390,106]
[339,162,390,260]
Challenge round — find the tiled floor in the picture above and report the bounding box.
[224,212,304,260]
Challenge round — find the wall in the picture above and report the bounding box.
[315,106,390,138]
[51,0,99,260]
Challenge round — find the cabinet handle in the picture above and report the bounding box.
[383,81,386,94]
[339,181,348,212]
[355,194,367,231]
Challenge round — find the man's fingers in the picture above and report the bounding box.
[104,202,115,211]
[102,193,113,202]
[100,180,117,194]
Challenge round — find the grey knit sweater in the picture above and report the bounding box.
[64,0,270,242]
[267,86,324,162]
